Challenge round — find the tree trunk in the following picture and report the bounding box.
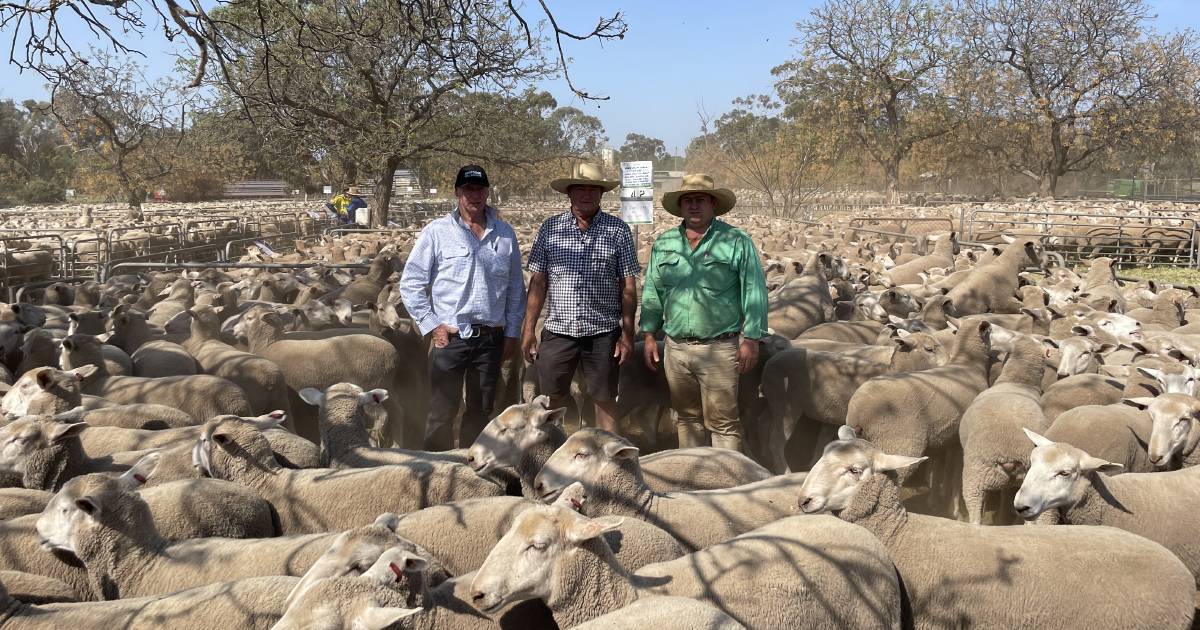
[884,156,901,205]
[1038,170,1058,198]
[370,156,401,227]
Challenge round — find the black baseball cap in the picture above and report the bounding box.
[455,165,489,188]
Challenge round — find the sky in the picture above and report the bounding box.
[2,0,1198,153]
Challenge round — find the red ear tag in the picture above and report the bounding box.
[388,562,404,581]
[133,474,147,484]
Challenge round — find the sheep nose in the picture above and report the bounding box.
[470,590,485,602]
[466,453,476,465]
[534,480,544,494]
[1014,504,1030,516]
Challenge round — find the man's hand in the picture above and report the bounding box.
[502,337,519,362]
[642,333,660,371]
[613,332,634,366]
[521,329,538,363]
[431,324,454,349]
[736,337,759,375]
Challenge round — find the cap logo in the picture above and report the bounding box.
[465,171,482,178]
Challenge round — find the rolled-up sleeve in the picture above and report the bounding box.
[738,236,769,339]
[504,231,527,337]
[399,229,439,336]
[638,248,664,334]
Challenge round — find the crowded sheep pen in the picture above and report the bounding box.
[4,0,1200,627]
[0,192,1198,628]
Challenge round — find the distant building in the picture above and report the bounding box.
[653,170,685,196]
[600,147,615,167]
[223,180,290,199]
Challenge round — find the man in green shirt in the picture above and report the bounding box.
[639,173,769,452]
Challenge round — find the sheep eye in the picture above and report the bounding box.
[497,428,507,435]
[1056,470,1071,477]
[528,541,548,552]
[923,346,933,352]
[847,466,862,476]
[574,451,590,461]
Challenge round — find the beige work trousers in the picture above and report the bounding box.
[663,336,742,451]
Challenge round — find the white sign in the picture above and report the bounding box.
[64,189,75,198]
[429,188,438,194]
[619,161,654,225]
[323,185,333,194]
[355,207,370,226]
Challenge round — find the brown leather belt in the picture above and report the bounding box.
[669,331,739,344]
[451,324,504,337]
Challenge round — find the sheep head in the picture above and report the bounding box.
[796,426,926,515]
[1013,429,1122,520]
[467,396,566,476]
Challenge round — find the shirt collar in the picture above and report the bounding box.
[451,206,497,232]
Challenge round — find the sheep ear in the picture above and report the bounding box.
[554,482,587,512]
[566,515,623,543]
[1023,428,1054,447]
[1078,455,1122,475]
[364,548,428,586]
[532,394,551,409]
[873,452,927,472]
[117,451,161,490]
[602,440,639,460]
[352,606,420,630]
[372,513,401,532]
[47,422,86,443]
[1122,397,1155,410]
[1071,325,1093,337]
[837,425,857,441]
[52,407,86,424]
[359,389,388,405]
[245,412,286,431]
[69,365,98,381]
[74,496,101,517]
[35,370,54,390]
[1041,338,1059,351]
[95,332,113,344]
[1134,367,1163,382]
[297,388,324,407]
[533,407,567,428]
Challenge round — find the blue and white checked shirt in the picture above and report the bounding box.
[527,210,640,337]
[399,207,526,338]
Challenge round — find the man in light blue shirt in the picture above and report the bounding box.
[399,165,526,450]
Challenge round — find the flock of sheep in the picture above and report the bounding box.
[0,199,1196,628]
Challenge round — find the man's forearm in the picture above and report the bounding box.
[523,274,548,335]
[620,277,637,338]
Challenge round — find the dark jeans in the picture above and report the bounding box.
[425,330,504,451]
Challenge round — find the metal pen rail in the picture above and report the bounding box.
[965,208,1199,268]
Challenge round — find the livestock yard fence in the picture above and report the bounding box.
[0,211,336,300]
[961,207,1199,268]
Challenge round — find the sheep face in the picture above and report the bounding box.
[470,505,621,616]
[1013,431,1122,520]
[1130,394,1200,468]
[35,452,157,555]
[467,396,566,476]
[275,546,422,630]
[195,415,281,478]
[890,331,949,368]
[1093,313,1143,343]
[0,418,85,474]
[1053,337,1108,378]
[796,427,926,515]
[1135,366,1198,397]
[533,429,639,503]
[282,513,427,611]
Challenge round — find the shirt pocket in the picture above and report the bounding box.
[438,245,472,276]
[698,254,737,293]
[655,254,686,289]
[481,239,511,280]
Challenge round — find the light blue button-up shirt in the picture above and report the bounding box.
[399,207,526,338]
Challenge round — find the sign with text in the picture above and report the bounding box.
[619,161,654,225]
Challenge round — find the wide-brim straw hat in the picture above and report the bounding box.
[347,186,365,196]
[550,163,619,194]
[662,173,737,216]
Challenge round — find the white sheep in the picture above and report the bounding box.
[469,503,901,629]
[795,426,1196,629]
[533,428,805,550]
[194,415,504,534]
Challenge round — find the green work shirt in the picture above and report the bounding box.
[639,219,769,340]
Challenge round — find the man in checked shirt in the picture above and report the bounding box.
[521,163,639,433]
[400,165,526,450]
